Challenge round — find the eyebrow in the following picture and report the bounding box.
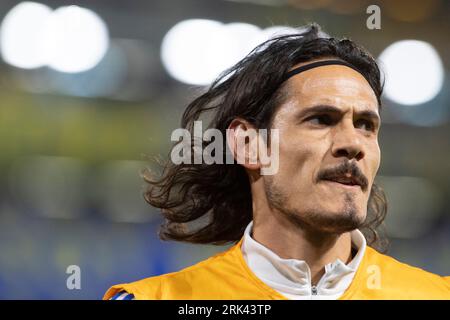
[296,104,381,124]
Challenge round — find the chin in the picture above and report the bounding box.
[298,205,366,234]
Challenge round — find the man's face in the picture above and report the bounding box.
[265,61,381,234]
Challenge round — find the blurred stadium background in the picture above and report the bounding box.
[0,0,448,299]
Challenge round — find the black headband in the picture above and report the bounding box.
[281,59,375,93]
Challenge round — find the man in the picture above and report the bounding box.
[104,24,450,300]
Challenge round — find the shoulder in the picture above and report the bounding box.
[103,242,243,300]
[362,246,450,298]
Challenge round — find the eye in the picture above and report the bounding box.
[306,114,332,126]
[355,119,375,131]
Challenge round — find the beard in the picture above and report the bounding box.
[264,176,366,235]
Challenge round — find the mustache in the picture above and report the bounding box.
[316,161,369,191]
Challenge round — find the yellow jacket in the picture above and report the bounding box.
[104,238,450,300]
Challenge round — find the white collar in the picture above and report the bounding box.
[241,221,366,300]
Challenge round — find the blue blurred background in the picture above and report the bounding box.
[0,0,449,299]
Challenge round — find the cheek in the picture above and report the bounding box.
[370,141,381,174]
[364,141,381,184]
[277,128,326,181]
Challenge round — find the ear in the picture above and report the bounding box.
[226,118,261,171]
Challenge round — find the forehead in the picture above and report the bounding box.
[283,64,379,112]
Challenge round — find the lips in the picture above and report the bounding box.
[323,174,361,187]
[317,162,368,191]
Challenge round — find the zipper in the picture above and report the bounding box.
[311,285,318,295]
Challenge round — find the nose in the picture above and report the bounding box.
[331,121,364,161]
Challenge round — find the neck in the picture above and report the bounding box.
[252,211,353,285]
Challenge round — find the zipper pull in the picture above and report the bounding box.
[311,285,318,295]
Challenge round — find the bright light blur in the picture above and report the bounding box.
[257,25,299,39]
[0,3,109,73]
[378,40,444,105]
[161,19,304,85]
[41,5,109,73]
[217,22,261,70]
[0,2,52,69]
[161,19,224,85]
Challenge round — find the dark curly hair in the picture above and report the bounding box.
[142,23,388,252]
